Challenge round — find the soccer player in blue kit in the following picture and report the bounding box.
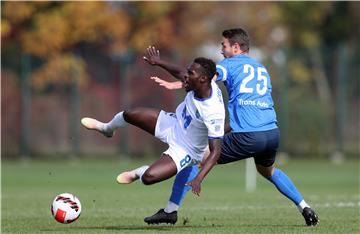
[143,28,319,226]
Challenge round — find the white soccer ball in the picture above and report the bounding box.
[51,193,82,224]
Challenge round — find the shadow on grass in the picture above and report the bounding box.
[41,223,224,232]
[41,223,306,232]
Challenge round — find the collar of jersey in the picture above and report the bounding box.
[233,54,249,59]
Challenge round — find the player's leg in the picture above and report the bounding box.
[144,132,247,225]
[141,154,178,185]
[256,164,305,206]
[168,165,199,209]
[254,128,319,226]
[117,154,177,185]
[144,165,199,224]
[81,108,160,137]
[256,164,319,226]
[164,147,208,211]
[123,108,160,136]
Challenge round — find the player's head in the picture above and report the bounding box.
[221,28,250,58]
[183,57,216,92]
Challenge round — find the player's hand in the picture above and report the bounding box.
[143,46,161,65]
[150,77,183,90]
[186,179,202,196]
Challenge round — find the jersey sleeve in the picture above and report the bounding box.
[204,113,225,139]
[216,59,229,82]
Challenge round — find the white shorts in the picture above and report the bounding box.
[155,111,199,172]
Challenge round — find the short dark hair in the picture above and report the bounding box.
[222,28,250,52]
[193,57,216,80]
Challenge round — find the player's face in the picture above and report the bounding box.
[221,37,244,58]
[183,63,203,92]
[221,37,234,58]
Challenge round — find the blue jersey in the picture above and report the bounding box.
[216,54,277,132]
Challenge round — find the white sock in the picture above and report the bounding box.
[297,200,310,213]
[164,201,179,213]
[132,165,149,183]
[104,111,127,132]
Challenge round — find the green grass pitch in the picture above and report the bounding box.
[2,157,359,233]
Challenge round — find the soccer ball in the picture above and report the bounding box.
[51,193,81,224]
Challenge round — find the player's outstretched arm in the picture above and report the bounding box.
[143,45,186,81]
[150,77,183,90]
[186,138,222,196]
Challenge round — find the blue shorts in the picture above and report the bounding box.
[217,128,280,167]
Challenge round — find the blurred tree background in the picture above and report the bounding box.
[1,2,359,160]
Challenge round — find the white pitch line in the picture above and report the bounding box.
[183,201,360,211]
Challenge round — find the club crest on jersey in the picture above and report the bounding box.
[215,125,221,132]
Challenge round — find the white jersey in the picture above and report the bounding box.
[171,81,225,161]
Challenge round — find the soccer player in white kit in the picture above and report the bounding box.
[81,57,225,196]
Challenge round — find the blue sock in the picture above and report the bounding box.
[267,168,303,205]
[169,165,199,205]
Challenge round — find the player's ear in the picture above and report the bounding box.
[199,75,208,83]
[233,42,241,53]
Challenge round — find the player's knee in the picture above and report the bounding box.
[256,165,274,178]
[123,108,144,123]
[141,170,158,185]
[123,110,133,122]
[258,170,272,178]
[123,109,139,124]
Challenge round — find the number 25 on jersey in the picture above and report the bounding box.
[240,64,268,96]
